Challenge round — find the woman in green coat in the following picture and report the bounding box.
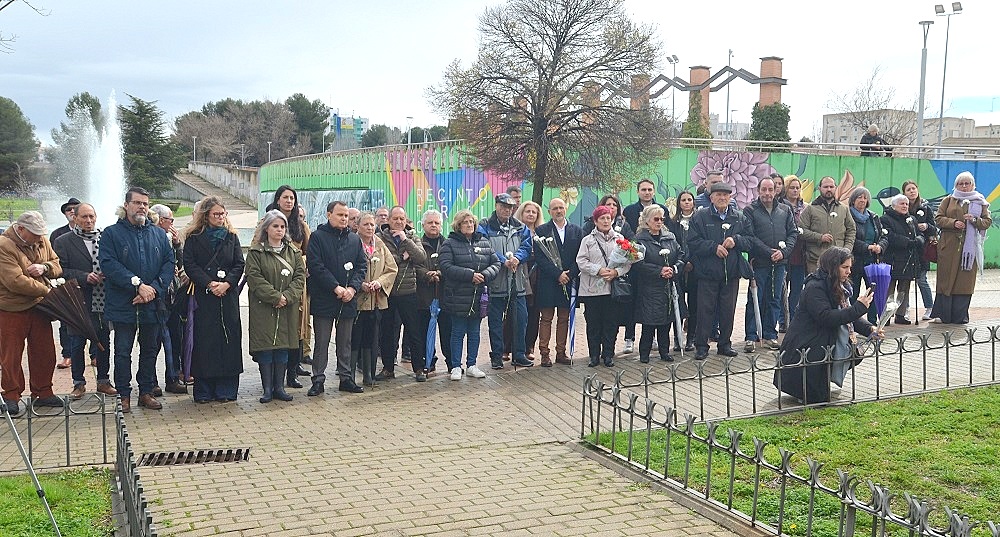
[245,210,306,403]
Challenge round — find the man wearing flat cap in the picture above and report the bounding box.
[50,197,81,243]
[478,193,533,369]
[687,182,754,360]
[0,211,64,415]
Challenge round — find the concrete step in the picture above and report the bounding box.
[173,171,255,211]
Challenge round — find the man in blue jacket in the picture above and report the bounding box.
[478,194,533,369]
[99,187,174,412]
[307,200,368,395]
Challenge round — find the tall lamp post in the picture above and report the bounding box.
[725,49,733,139]
[192,136,197,163]
[405,116,413,146]
[666,54,679,121]
[935,2,963,148]
[267,141,272,163]
[916,20,934,156]
[730,109,738,140]
[240,144,245,167]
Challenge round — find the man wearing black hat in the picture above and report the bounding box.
[50,197,81,243]
[50,197,80,370]
[478,193,533,369]
[687,182,754,360]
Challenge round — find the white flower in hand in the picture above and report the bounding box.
[917,210,924,217]
[798,227,804,234]
[778,241,787,249]
[659,248,670,256]
[280,268,291,277]
[505,252,514,259]
[721,223,731,231]
[344,262,354,271]
[614,225,622,232]
[371,256,380,264]
[130,276,141,287]
[217,270,226,279]
[58,277,66,285]
[680,220,689,231]
[882,228,888,235]
[431,253,439,258]
[906,217,914,224]
[830,212,838,218]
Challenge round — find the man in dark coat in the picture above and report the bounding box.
[51,203,117,399]
[99,187,174,412]
[533,198,582,366]
[742,179,798,353]
[376,206,428,381]
[415,209,452,375]
[687,182,753,360]
[307,200,368,395]
[859,125,891,157]
[50,196,80,371]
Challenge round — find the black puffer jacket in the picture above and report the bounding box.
[632,229,685,326]
[439,231,501,317]
[881,209,923,280]
[909,198,938,270]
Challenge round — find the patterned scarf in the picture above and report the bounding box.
[72,225,104,313]
[950,189,989,272]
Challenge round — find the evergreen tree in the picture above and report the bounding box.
[748,102,791,152]
[0,96,38,189]
[119,95,186,195]
[285,93,329,153]
[681,92,711,148]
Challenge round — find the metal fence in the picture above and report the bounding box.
[114,398,159,537]
[580,327,1000,537]
[0,394,158,537]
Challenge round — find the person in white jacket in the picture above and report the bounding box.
[576,205,632,367]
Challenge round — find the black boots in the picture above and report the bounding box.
[261,361,293,403]
[286,347,304,388]
[272,361,293,402]
[339,378,364,393]
[307,381,324,396]
[259,362,274,403]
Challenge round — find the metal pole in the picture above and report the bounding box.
[240,143,245,167]
[936,13,954,148]
[192,136,196,163]
[2,402,63,536]
[725,49,732,139]
[916,21,933,157]
[267,141,272,163]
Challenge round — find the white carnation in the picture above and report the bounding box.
[830,212,838,218]
[431,253,439,258]
[130,276,141,286]
[917,210,924,217]
[721,223,731,230]
[344,262,354,271]
[371,256,380,263]
[659,248,670,256]
[778,241,786,249]
[217,270,226,279]
[280,268,291,277]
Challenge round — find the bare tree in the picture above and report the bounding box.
[826,66,919,147]
[0,0,49,53]
[428,0,672,205]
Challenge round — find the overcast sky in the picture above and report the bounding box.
[3,0,998,147]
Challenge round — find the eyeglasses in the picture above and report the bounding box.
[651,217,664,222]
[161,217,174,222]
[209,212,227,218]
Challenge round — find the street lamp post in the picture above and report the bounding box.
[192,136,197,163]
[936,2,963,148]
[730,109,738,140]
[267,141,272,163]
[916,20,934,156]
[405,116,413,147]
[666,54,679,121]
[240,143,245,167]
[725,49,733,140]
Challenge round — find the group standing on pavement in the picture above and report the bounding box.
[0,168,992,413]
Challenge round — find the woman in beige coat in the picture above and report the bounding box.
[576,205,632,367]
[931,171,992,324]
[353,212,398,385]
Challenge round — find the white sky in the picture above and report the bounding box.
[3,0,998,147]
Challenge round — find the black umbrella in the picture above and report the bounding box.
[34,278,105,352]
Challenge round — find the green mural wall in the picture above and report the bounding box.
[259,142,1000,264]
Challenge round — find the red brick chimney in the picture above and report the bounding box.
[689,66,711,125]
[759,57,783,106]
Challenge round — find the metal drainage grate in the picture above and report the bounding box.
[138,447,250,467]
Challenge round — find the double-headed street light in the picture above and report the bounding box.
[935,2,963,147]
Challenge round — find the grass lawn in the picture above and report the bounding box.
[0,467,114,537]
[0,198,41,220]
[592,386,1000,536]
[149,199,193,218]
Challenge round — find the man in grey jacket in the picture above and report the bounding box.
[478,194,533,369]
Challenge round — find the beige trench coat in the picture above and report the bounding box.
[356,236,399,312]
[934,195,992,296]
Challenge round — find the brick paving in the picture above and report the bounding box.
[4,211,1000,535]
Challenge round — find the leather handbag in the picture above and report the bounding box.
[922,238,938,263]
[599,244,633,303]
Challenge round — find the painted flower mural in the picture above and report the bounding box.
[690,151,776,209]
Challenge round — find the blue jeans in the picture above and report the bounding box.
[253,349,288,365]
[450,313,482,369]
[745,265,785,342]
[488,295,527,360]
[787,264,806,323]
[916,268,933,309]
[68,312,112,387]
[112,321,160,398]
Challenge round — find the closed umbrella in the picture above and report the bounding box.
[749,278,763,344]
[181,284,198,382]
[864,262,892,316]
[35,278,105,352]
[424,298,441,371]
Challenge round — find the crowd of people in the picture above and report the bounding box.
[0,170,991,411]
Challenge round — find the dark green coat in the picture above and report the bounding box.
[245,241,305,354]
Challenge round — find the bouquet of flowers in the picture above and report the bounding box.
[609,238,645,268]
[534,235,568,300]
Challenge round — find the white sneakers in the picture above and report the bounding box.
[466,365,487,378]
[922,312,933,321]
[623,339,634,354]
[450,367,463,380]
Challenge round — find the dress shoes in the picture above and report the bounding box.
[717,347,738,357]
[138,393,162,410]
[339,379,364,393]
[151,386,163,397]
[374,369,395,381]
[555,355,572,365]
[287,376,303,389]
[295,366,311,376]
[307,382,325,396]
[33,395,64,407]
[165,382,188,394]
[120,398,131,413]
[70,385,87,400]
[96,383,118,396]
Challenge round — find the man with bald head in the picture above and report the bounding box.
[533,198,582,366]
[52,203,118,399]
[347,207,361,232]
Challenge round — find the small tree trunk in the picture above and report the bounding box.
[531,141,548,206]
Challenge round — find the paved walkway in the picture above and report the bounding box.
[5,209,1000,536]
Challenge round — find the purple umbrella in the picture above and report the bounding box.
[864,262,892,316]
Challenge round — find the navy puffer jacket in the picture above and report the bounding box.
[439,231,501,317]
